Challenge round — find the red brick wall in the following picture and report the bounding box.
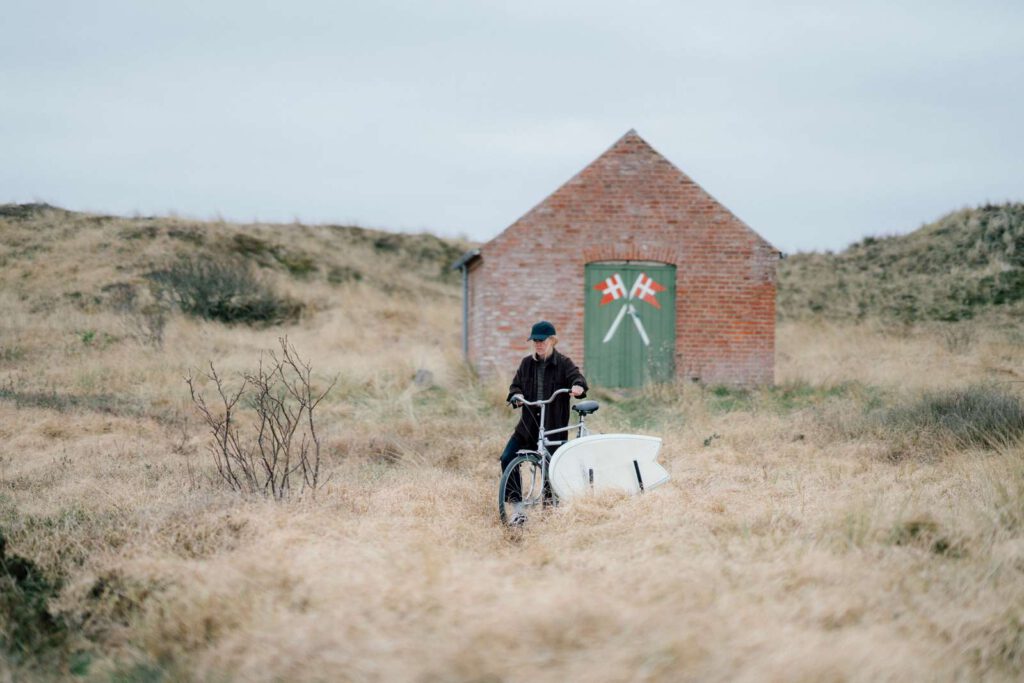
[467,130,777,387]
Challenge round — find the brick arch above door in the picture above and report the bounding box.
[582,244,681,264]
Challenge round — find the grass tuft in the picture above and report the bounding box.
[879,385,1024,452]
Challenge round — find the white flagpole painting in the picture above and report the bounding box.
[627,304,650,346]
[593,271,666,347]
[602,303,629,343]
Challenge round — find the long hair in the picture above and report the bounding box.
[532,335,558,360]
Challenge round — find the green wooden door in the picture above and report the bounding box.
[585,262,676,388]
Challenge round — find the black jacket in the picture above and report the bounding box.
[506,350,588,447]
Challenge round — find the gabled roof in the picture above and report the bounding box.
[483,129,779,254]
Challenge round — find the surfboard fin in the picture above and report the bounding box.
[633,460,645,493]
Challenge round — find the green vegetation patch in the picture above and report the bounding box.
[329,225,468,284]
[276,251,316,278]
[705,385,752,413]
[119,224,159,241]
[887,516,963,557]
[147,255,302,326]
[108,661,167,683]
[166,225,205,245]
[0,203,62,220]
[605,391,663,430]
[0,530,66,665]
[878,385,1024,451]
[780,203,1024,322]
[0,382,148,419]
[706,381,855,414]
[229,233,317,278]
[592,381,859,433]
[0,345,26,363]
[327,265,362,284]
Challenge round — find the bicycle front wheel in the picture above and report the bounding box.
[498,453,544,526]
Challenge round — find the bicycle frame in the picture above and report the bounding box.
[511,388,592,503]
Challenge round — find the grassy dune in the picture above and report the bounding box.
[780,202,1024,323]
[3,206,1024,681]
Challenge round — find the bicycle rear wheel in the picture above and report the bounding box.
[498,453,544,526]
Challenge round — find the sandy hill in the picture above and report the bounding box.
[8,201,1023,329]
[0,202,467,314]
[779,202,1024,322]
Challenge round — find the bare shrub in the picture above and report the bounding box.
[148,255,301,326]
[186,338,336,499]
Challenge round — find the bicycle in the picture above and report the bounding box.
[498,387,600,526]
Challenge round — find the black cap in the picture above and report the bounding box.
[528,321,556,341]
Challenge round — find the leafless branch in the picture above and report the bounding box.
[185,337,337,499]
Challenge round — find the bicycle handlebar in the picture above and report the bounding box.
[510,387,570,408]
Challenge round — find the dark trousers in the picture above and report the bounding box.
[499,434,558,502]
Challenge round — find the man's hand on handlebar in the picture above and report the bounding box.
[509,387,580,408]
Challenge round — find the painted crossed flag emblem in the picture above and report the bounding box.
[594,272,666,346]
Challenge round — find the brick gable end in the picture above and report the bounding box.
[466,130,777,387]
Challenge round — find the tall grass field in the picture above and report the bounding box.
[2,204,1024,681]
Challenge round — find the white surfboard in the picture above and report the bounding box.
[549,434,669,500]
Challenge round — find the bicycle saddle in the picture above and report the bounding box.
[572,400,599,415]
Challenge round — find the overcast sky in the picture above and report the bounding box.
[2,0,1021,253]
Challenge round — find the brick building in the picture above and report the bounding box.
[452,130,779,388]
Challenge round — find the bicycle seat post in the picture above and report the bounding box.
[536,401,546,452]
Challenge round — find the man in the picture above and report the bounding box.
[501,320,587,523]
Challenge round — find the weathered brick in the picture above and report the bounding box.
[463,130,779,387]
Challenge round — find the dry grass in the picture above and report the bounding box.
[3,208,1024,681]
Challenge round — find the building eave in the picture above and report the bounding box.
[451,248,481,270]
